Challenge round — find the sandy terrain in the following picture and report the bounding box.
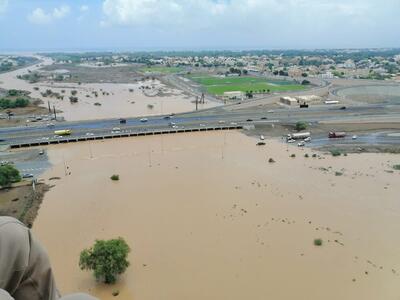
[0,56,220,121]
[32,131,400,300]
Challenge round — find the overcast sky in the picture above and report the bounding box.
[0,0,399,51]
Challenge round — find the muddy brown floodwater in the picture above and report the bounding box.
[33,131,400,300]
[0,56,220,121]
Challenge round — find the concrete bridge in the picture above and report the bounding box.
[9,125,243,149]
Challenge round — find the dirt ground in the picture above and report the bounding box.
[0,182,49,228]
[41,64,144,84]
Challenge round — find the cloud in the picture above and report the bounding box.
[100,0,396,28]
[80,5,89,12]
[0,0,8,14]
[28,5,70,24]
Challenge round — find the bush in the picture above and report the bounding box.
[295,121,308,131]
[0,165,21,187]
[79,238,130,284]
[71,90,78,96]
[110,174,119,181]
[314,238,323,246]
[290,154,296,158]
[335,171,343,176]
[330,149,341,157]
[312,153,317,158]
[304,153,309,158]
[268,158,275,163]
[15,98,29,107]
[69,96,78,103]
[0,98,29,109]
[393,164,400,170]
[94,102,102,106]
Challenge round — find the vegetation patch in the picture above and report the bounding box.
[295,121,308,131]
[393,164,400,170]
[314,238,323,246]
[0,165,21,187]
[110,174,120,181]
[79,238,130,284]
[330,149,342,157]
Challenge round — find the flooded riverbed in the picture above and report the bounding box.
[0,56,220,121]
[33,131,400,300]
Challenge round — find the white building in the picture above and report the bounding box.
[280,96,298,106]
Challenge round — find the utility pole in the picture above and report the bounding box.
[48,101,51,113]
[195,96,198,111]
[53,105,57,120]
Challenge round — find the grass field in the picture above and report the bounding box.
[188,75,306,95]
[139,66,184,74]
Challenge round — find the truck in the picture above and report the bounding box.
[54,129,71,136]
[287,132,311,140]
[328,131,346,138]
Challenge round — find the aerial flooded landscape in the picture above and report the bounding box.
[1,1,400,300]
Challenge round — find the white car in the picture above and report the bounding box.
[218,120,225,124]
[260,135,265,140]
[298,141,305,147]
[230,122,238,126]
[352,135,358,140]
[85,132,94,136]
[267,110,274,113]
[304,137,311,142]
[140,118,148,122]
[287,139,296,143]
[199,124,206,127]
[172,125,178,129]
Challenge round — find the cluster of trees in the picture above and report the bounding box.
[17,72,40,83]
[273,70,289,76]
[0,98,29,109]
[0,165,21,187]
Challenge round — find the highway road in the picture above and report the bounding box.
[1,102,400,146]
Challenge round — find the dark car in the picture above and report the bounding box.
[119,118,127,124]
[246,119,253,122]
[260,117,267,120]
[340,106,347,110]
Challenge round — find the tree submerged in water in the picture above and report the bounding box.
[79,237,130,284]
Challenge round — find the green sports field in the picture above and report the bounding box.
[188,75,306,95]
[139,66,183,74]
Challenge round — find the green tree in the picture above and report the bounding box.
[79,238,130,284]
[15,98,29,107]
[0,165,21,187]
[295,121,308,131]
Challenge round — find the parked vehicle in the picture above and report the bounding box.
[352,135,358,140]
[22,173,34,178]
[260,135,265,140]
[119,118,126,124]
[328,131,346,138]
[256,141,266,146]
[140,118,148,122]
